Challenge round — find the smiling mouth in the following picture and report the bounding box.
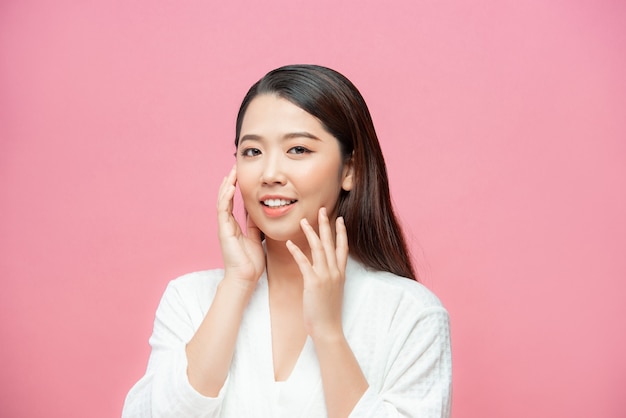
[262,199,297,208]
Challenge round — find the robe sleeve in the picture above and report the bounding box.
[349,307,452,418]
[122,280,228,418]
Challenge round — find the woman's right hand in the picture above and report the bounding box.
[217,165,265,288]
[185,165,265,397]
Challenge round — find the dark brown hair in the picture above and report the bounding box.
[235,64,417,280]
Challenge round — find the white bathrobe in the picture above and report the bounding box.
[122,257,452,417]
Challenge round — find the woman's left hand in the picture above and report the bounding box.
[286,207,349,340]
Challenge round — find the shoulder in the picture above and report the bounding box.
[343,258,450,367]
[150,269,227,329]
[161,268,225,304]
[344,257,446,317]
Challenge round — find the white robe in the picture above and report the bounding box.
[122,257,452,417]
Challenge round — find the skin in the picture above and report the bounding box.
[185,95,368,418]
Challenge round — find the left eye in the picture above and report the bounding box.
[288,146,310,155]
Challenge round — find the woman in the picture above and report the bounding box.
[123,65,451,417]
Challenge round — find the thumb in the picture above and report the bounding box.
[246,213,262,243]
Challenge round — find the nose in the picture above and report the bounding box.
[260,152,286,185]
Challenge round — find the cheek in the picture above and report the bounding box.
[238,182,255,201]
[306,160,344,185]
[235,166,256,202]
[300,165,344,200]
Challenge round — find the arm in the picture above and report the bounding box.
[122,166,265,417]
[312,332,370,418]
[286,208,368,418]
[186,164,265,396]
[122,276,227,418]
[184,276,255,395]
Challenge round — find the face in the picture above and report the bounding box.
[236,94,353,243]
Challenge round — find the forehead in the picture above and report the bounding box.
[240,94,326,136]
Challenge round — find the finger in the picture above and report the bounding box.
[217,165,237,210]
[335,216,349,273]
[246,213,262,243]
[217,165,238,231]
[286,239,316,277]
[217,184,235,224]
[217,181,235,212]
[217,175,228,209]
[318,207,338,273]
[300,218,328,272]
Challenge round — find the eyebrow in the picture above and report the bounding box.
[239,131,321,144]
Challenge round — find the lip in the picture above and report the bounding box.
[259,195,297,218]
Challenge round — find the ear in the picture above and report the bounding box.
[341,157,354,191]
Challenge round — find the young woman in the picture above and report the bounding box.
[123,65,451,418]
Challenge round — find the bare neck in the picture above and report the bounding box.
[264,238,308,291]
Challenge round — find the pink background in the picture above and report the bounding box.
[1,1,625,417]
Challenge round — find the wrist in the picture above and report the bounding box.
[310,326,346,347]
[219,275,257,299]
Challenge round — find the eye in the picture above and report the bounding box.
[240,147,261,157]
[287,146,311,155]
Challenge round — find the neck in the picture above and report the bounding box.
[265,238,309,290]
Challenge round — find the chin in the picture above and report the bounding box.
[259,228,299,243]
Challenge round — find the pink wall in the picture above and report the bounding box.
[1,1,625,417]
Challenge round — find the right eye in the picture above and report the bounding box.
[240,148,261,157]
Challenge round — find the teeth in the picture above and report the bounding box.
[263,199,295,208]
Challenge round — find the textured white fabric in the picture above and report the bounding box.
[122,257,452,417]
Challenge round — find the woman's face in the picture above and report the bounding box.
[236,94,353,243]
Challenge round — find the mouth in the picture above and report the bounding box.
[261,198,297,208]
[259,198,297,218]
